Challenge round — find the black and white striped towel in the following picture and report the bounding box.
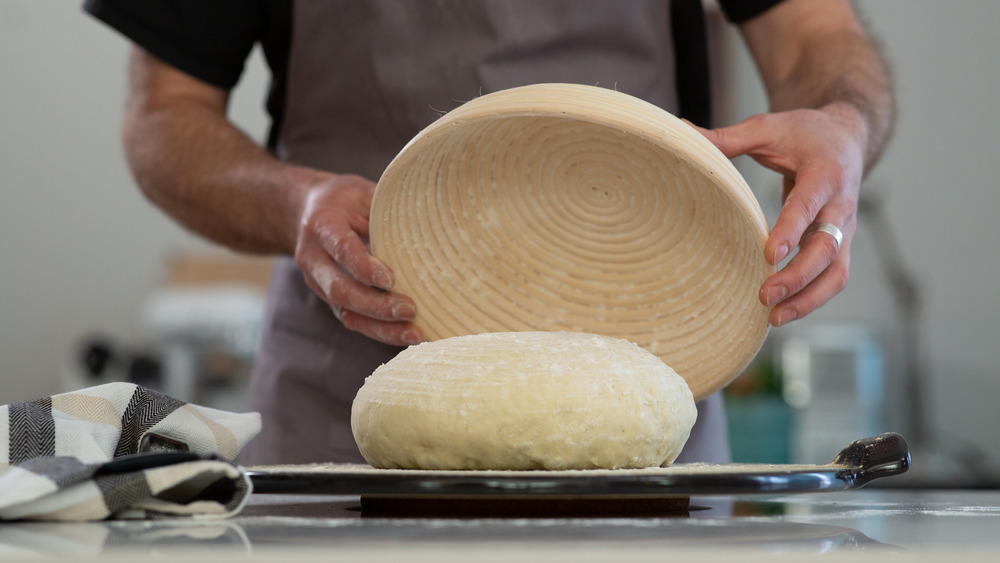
[0,382,261,521]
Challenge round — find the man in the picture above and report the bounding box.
[84,0,894,464]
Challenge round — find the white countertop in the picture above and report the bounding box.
[2,488,999,561]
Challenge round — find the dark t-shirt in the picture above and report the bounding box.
[83,0,782,148]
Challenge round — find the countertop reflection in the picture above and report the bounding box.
[2,489,999,561]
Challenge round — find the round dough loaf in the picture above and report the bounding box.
[351,331,697,470]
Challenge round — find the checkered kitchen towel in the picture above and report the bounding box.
[0,382,261,521]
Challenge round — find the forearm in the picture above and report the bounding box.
[120,48,421,345]
[123,49,319,255]
[741,0,895,172]
[699,1,896,325]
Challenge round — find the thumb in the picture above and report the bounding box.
[683,116,767,160]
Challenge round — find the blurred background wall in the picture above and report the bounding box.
[2,1,998,478]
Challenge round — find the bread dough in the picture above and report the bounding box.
[351,331,697,470]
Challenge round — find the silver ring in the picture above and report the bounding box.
[804,222,843,250]
[332,305,343,322]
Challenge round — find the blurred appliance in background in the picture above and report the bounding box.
[139,253,273,412]
[63,334,162,392]
[858,190,927,458]
[776,324,886,465]
[726,188,999,484]
[859,191,1000,487]
[141,285,265,412]
[64,253,273,413]
[723,343,793,464]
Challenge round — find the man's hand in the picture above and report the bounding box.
[294,174,424,346]
[124,47,424,346]
[699,0,894,326]
[695,103,865,326]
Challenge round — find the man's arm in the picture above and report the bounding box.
[741,0,894,169]
[124,47,423,345]
[698,0,895,326]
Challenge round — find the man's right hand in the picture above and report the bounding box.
[124,47,423,347]
[294,173,425,347]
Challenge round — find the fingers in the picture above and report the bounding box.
[295,173,426,346]
[689,114,798,174]
[764,239,852,327]
[760,204,855,324]
[689,116,766,160]
[760,155,859,326]
[300,251,425,346]
[767,160,849,265]
[301,248,410,321]
[299,175,391,291]
[338,307,425,347]
[315,221,395,291]
[694,107,866,326]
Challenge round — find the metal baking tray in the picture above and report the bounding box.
[247,432,909,498]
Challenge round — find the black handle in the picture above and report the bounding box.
[96,451,202,476]
[832,432,910,487]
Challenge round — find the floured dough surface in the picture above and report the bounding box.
[350,331,697,470]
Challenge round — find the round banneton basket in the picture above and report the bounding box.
[370,83,774,401]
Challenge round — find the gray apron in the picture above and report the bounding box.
[242,0,730,465]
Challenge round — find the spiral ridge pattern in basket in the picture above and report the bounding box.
[371,84,773,400]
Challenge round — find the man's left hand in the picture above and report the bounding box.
[694,103,866,326]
